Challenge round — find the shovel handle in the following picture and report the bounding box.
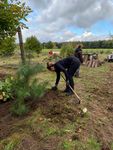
[61,73,81,103]
[68,84,81,101]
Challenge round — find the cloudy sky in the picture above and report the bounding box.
[20,0,113,42]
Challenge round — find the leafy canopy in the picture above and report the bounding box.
[0,37,16,56]
[0,0,32,39]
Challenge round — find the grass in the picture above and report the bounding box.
[25,109,59,137]
[60,136,101,150]
[74,137,101,150]
[111,143,113,150]
[0,49,113,150]
[61,140,75,150]
[42,48,113,55]
[0,48,111,69]
[83,48,113,54]
[0,133,22,150]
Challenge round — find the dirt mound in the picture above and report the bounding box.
[0,101,24,140]
[15,135,39,150]
[0,72,8,80]
[39,91,81,124]
[0,90,81,141]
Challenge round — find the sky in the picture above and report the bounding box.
[19,0,113,43]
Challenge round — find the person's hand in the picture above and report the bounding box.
[66,80,70,86]
[51,85,57,91]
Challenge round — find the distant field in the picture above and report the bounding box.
[1,48,113,67]
[42,48,60,54]
[83,48,113,54]
[42,48,113,55]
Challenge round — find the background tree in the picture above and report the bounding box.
[24,36,42,54]
[0,0,31,39]
[59,40,113,50]
[0,37,16,56]
[45,41,54,49]
[0,0,32,63]
[55,42,62,49]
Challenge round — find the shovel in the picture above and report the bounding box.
[61,74,81,104]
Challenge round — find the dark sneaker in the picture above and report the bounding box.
[51,86,57,91]
[74,74,80,78]
[63,88,69,93]
[66,90,74,96]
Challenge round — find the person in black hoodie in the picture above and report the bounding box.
[47,56,80,95]
[74,45,83,77]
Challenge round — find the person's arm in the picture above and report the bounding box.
[55,71,60,86]
[74,49,77,57]
[51,71,60,90]
[56,63,69,81]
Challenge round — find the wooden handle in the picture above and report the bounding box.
[68,84,81,103]
[61,73,81,104]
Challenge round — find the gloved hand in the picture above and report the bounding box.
[51,85,57,91]
[66,80,70,86]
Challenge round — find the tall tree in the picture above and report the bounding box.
[0,0,32,63]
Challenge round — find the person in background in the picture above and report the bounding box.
[74,45,83,77]
[48,50,53,56]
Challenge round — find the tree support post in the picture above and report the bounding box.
[17,26,26,64]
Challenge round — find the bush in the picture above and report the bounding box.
[0,76,14,101]
[24,36,42,54]
[0,37,16,56]
[11,64,47,116]
[60,44,74,57]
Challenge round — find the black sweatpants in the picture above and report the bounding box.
[66,62,79,90]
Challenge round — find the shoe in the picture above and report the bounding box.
[51,86,57,91]
[63,88,69,93]
[74,74,80,78]
[66,90,74,96]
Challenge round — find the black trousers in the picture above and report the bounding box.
[66,63,79,91]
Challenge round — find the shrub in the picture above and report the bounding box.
[100,50,104,54]
[0,37,16,56]
[60,44,74,57]
[0,76,14,101]
[11,64,47,116]
[24,36,42,54]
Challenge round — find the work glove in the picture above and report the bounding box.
[51,85,57,91]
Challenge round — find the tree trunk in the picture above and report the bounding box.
[17,26,26,64]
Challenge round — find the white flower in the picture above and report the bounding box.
[83,108,87,113]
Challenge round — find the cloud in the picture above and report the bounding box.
[61,31,109,42]
[75,0,113,28]
[21,0,113,42]
[20,28,109,43]
[29,0,53,10]
[37,0,113,28]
